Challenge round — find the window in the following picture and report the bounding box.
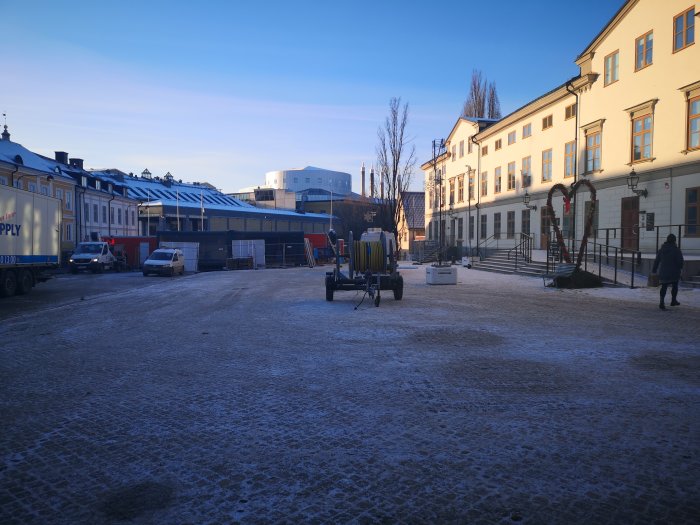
[635,31,653,70]
[542,149,552,182]
[565,141,575,178]
[469,216,474,240]
[688,95,700,151]
[542,115,553,130]
[481,145,488,156]
[687,187,699,236]
[110,207,115,224]
[452,145,456,161]
[117,208,122,225]
[28,182,37,193]
[458,218,464,239]
[41,186,49,195]
[480,214,487,239]
[468,140,473,154]
[93,204,98,222]
[468,173,475,201]
[522,209,531,235]
[632,114,653,162]
[523,123,532,138]
[481,171,488,197]
[131,210,135,226]
[586,131,601,172]
[103,205,108,224]
[495,139,502,150]
[66,223,73,241]
[507,162,516,190]
[0,175,7,186]
[522,156,532,187]
[583,119,604,172]
[604,51,619,86]
[673,7,695,52]
[55,188,63,202]
[449,178,455,205]
[494,213,501,239]
[565,103,577,120]
[95,180,101,191]
[458,175,464,202]
[494,167,502,193]
[507,211,515,239]
[81,176,87,187]
[84,203,89,223]
[66,191,72,210]
[459,140,464,157]
[508,131,516,145]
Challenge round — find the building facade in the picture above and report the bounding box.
[424,0,700,260]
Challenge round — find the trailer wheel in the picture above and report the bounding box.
[16,270,33,295]
[393,275,404,300]
[0,270,17,297]
[325,276,334,301]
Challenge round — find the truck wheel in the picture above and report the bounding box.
[0,270,18,297]
[393,275,404,300]
[325,276,334,301]
[16,270,33,295]
[70,267,78,274]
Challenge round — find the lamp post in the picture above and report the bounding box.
[626,168,648,197]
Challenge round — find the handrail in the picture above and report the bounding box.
[593,223,694,251]
[475,233,502,260]
[507,233,533,270]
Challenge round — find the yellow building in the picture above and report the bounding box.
[424,0,700,261]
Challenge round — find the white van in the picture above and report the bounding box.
[142,248,185,277]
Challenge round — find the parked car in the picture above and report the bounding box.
[142,248,185,277]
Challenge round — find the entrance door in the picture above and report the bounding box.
[621,196,639,251]
[540,207,551,249]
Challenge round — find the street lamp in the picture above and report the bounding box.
[523,190,538,210]
[626,168,648,198]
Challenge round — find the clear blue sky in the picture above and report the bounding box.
[1,0,623,193]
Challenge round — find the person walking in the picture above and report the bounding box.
[652,233,684,310]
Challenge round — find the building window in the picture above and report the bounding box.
[469,215,475,240]
[586,131,601,172]
[93,204,98,222]
[132,210,136,226]
[508,131,516,145]
[542,149,552,182]
[522,156,532,187]
[28,182,37,193]
[494,212,501,239]
[468,140,473,154]
[451,145,456,161]
[468,173,475,201]
[66,192,72,210]
[66,223,73,241]
[495,139,502,150]
[687,187,699,236]
[632,114,653,162]
[688,95,700,151]
[507,162,516,190]
[604,51,619,85]
[117,208,122,225]
[480,214,487,239]
[583,119,604,173]
[494,167,502,194]
[481,145,488,156]
[565,141,575,178]
[522,123,532,138]
[457,175,464,203]
[110,207,115,224]
[673,7,695,52]
[542,115,553,130]
[458,218,464,240]
[55,188,63,202]
[449,178,455,205]
[522,209,531,235]
[95,180,101,191]
[635,30,653,70]
[81,176,87,187]
[84,203,89,223]
[481,171,488,197]
[459,140,464,157]
[103,205,108,224]
[565,103,577,120]
[507,211,515,239]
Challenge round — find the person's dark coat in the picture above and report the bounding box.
[653,241,684,284]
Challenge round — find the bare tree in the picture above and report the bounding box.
[487,81,502,119]
[376,97,416,253]
[462,70,501,119]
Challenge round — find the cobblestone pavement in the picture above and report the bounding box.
[1,266,698,524]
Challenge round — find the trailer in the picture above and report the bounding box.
[325,228,403,307]
[0,185,61,297]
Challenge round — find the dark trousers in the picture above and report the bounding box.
[659,281,678,303]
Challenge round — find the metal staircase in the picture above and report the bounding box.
[471,248,548,277]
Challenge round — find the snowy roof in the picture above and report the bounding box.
[0,140,75,183]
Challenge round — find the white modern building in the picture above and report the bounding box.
[264,166,352,195]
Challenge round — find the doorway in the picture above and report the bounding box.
[620,196,640,251]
